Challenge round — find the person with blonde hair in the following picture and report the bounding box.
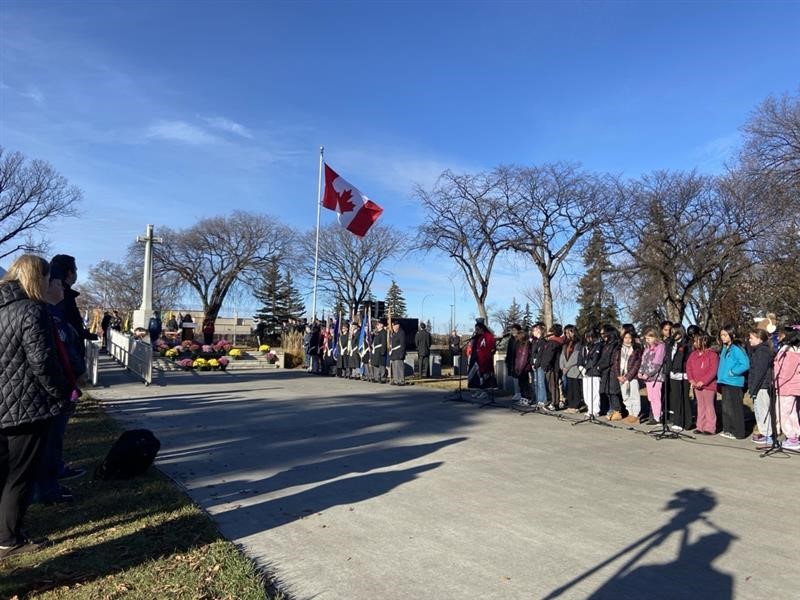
[638,327,666,425]
[0,254,71,560]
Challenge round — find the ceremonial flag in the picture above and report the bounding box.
[357,310,367,354]
[331,314,341,360]
[321,164,383,237]
[365,306,372,350]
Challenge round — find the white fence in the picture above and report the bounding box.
[108,329,153,385]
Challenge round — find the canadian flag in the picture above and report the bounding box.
[321,164,383,237]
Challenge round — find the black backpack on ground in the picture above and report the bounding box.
[94,429,161,480]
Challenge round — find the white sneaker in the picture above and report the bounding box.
[511,393,522,401]
[671,425,684,432]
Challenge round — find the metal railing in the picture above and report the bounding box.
[108,329,153,385]
[85,339,100,386]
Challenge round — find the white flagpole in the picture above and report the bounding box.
[311,146,324,322]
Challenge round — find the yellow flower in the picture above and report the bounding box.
[165,348,178,358]
[208,358,220,367]
[259,344,270,352]
[229,348,242,357]
[193,358,207,368]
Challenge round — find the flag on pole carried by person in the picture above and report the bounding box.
[331,313,341,360]
[321,164,383,237]
[357,309,368,354]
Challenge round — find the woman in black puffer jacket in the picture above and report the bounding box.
[0,255,71,560]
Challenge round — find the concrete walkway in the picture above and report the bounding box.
[90,357,799,600]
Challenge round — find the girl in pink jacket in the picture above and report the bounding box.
[774,329,800,450]
[686,334,719,435]
[638,327,666,425]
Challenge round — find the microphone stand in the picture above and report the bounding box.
[572,372,615,428]
[648,343,694,441]
[444,339,470,404]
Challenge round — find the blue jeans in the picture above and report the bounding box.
[32,405,72,502]
[533,367,547,405]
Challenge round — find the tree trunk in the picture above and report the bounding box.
[541,273,554,331]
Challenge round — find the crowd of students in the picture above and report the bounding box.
[498,319,800,449]
[0,254,92,561]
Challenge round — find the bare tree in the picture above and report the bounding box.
[608,171,771,326]
[506,163,611,330]
[0,147,82,259]
[739,90,800,194]
[302,223,405,318]
[415,169,516,323]
[152,211,294,321]
[77,243,184,314]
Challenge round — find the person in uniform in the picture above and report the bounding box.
[390,321,407,385]
[370,320,388,383]
[349,321,361,379]
[415,322,433,378]
[337,323,350,378]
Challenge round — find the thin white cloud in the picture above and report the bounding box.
[20,86,44,106]
[202,116,254,139]
[145,119,218,145]
[693,132,740,169]
[334,148,463,196]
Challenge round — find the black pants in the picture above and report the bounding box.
[1,419,51,546]
[545,370,561,406]
[670,379,693,429]
[720,384,746,439]
[609,393,623,413]
[517,373,532,399]
[566,377,583,408]
[418,354,430,378]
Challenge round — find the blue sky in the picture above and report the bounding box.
[2,0,799,332]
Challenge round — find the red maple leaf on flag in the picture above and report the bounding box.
[336,188,356,213]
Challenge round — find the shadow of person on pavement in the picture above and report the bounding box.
[543,488,737,599]
[248,437,466,496]
[587,531,734,599]
[217,462,444,538]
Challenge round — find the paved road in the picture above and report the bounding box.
[91,358,799,600]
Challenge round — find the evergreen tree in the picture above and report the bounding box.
[523,303,533,329]
[253,260,285,341]
[332,295,345,319]
[507,297,523,326]
[385,280,408,317]
[575,230,620,333]
[280,272,305,320]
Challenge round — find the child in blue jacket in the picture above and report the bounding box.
[717,325,750,439]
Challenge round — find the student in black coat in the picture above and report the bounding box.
[598,325,621,419]
[668,325,693,431]
[747,328,774,442]
[577,327,604,417]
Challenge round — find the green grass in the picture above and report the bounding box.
[0,396,284,600]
